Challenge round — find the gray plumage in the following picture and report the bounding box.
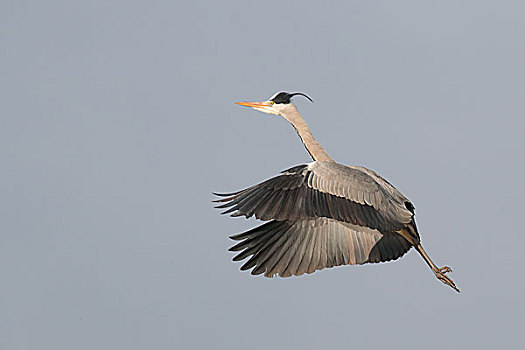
[228,218,412,277]
[215,92,459,292]
[215,163,414,233]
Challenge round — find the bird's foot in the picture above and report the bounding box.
[432,266,460,293]
[438,266,452,274]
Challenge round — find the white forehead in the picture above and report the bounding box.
[268,91,281,100]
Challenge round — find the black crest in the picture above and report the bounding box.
[270,92,313,104]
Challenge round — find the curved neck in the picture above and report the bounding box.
[280,104,334,162]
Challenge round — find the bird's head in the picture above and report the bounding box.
[236,91,313,116]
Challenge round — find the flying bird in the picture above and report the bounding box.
[214,91,459,292]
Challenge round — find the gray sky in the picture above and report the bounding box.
[1,1,524,349]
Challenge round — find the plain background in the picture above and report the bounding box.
[1,1,524,349]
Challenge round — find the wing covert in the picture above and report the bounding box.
[214,162,414,233]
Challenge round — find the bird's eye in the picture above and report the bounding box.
[268,101,274,105]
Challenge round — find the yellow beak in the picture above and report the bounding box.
[236,101,269,108]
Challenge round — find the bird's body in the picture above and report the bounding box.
[215,92,458,292]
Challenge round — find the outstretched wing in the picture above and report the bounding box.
[229,218,412,277]
[214,161,415,234]
[215,161,419,276]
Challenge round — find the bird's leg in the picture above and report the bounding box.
[414,244,460,293]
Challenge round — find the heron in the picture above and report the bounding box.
[214,91,459,292]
